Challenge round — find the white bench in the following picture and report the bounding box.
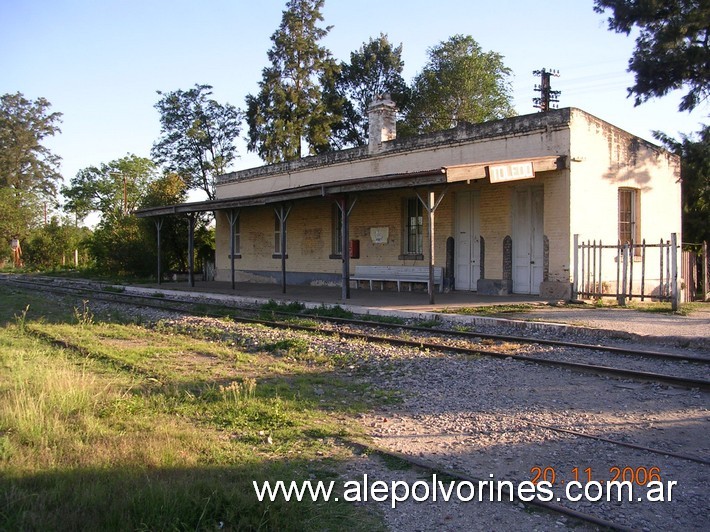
[351,265,444,292]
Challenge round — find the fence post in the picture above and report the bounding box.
[660,239,664,299]
[641,239,646,301]
[619,243,629,306]
[599,239,603,297]
[671,233,679,311]
[704,241,709,302]
[573,234,579,299]
[629,241,634,300]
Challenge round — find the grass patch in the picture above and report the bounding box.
[440,303,538,316]
[0,285,386,530]
[259,299,307,320]
[360,314,406,326]
[377,452,414,471]
[590,298,702,316]
[304,304,354,320]
[102,285,125,293]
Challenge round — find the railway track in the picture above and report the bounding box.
[2,274,708,530]
[2,274,709,391]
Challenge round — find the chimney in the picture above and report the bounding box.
[367,94,397,154]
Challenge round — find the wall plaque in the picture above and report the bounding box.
[370,226,389,244]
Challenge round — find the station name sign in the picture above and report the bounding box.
[487,161,535,183]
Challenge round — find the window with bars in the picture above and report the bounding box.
[274,214,286,256]
[618,187,640,250]
[332,203,343,257]
[404,198,423,255]
[233,215,241,257]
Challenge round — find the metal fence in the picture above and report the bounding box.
[573,234,679,309]
[681,241,709,302]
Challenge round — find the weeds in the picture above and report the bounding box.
[73,300,94,326]
[260,299,306,318]
[0,315,382,530]
[13,304,30,332]
[219,377,257,403]
[361,314,405,325]
[441,304,537,316]
[102,285,125,294]
[305,304,354,319]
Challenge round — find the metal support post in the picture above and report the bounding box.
[155,217,164,284]
[227,209,240,290]
[188,213,195,288]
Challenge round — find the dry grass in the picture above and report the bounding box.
[0,286,383,531]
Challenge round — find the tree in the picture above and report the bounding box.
[152,84,242,201]
[329,34,410,148]
[62,155,158,224]
[594,1,709,246]
[402,35,515,135]
[245,0,339,163]
[87,215,152,276]
[0,188,37,244]
[656,127,710,244]
[594,0,709,112]
[139,172,190,274]
[22,216,91,270]
[0,92,62,243]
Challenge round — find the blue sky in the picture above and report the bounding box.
[2,0,706,204]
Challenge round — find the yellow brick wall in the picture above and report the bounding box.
[212,110,678,292]
[215,190,457,283]
[215,173,571,286]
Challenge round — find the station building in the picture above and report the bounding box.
[137,101,681,303]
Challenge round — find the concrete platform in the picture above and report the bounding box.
[131,280,710,348]
[141,280,543,311]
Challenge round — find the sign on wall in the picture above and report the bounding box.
[370,227,389,244]
[488,161,535,183]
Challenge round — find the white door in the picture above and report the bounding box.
[455,191,480,291]
[512,187,544,294]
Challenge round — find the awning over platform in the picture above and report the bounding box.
[134,155,565,218]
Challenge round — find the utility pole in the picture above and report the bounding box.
[533,68,561,111]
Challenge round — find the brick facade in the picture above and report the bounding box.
[206,108,680,297]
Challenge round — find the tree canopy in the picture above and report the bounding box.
[329,34,410,148]
[594,0,710,112]
[245,0,339,163]
[152,84,242,201]
[402,35,515,135]
[656,128,710,244]
[62,155,158,224]
[0,92,63,242]
[594,1,709,245]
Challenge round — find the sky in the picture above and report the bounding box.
[2,0,707,209]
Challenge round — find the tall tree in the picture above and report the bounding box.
[594,1,709,245]
[139,172,190,273]
[62,155,158,224]
[246,0,339,163]
[329,34,410,148]
[152,84,242,201]
[0,92,62,242]
[22,216,91,270]
[403,35,515,135]
[594,0,709,112]
[655,128,710,244]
